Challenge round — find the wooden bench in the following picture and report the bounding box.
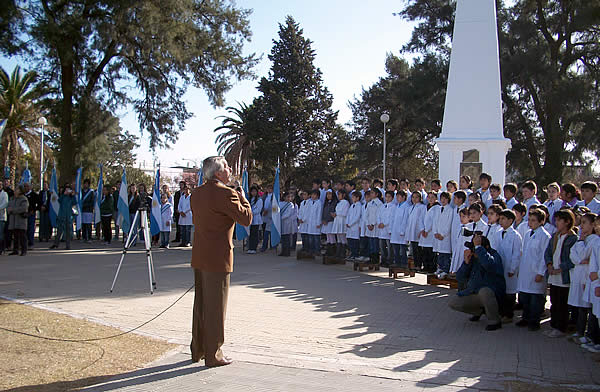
[426,274,459,289]
[353,261,380,272]
[322,255,346,265]
[388,266,415,278]
[296,250,315,260]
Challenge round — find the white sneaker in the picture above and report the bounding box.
[434,268,442,275]
[577,336,591,345]
[569,332,580,340]
[247,250,256,254]
[585,344,600,353]
[546,329,565,338]
[438,272,448,280]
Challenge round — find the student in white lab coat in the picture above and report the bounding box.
[358,190,371,260]
[450,208,471,274]
[450,190,468,251]
[331,189,350,258]
[365,189,383,263]
[377,191,395,266]
[578,182,600,214]
[459,175,474,204]
[405,191,427,269]
[521,180,540,219]
[390,190,409,267]
[345,191,363,260]
[495,209,523,322]
[583,217,600,352]
[476,173,492,208]
[533,204,556,237]
[297,191,310,252]
[516,209,551,331]
[159,193,173,248]
[512,203,529,240]
[321,190,337,256]
[544,182,562,226]
[247,186,264,254]
[278,192,297,257]
[485,183,506,209]
[503,183,518,209]
[464,203,488,249]
[177,186,193,247]
[413,178,428,205]
[305,190,323,256]
[432,192,454,278]
[486,204,503,250]
[569,213,598,345]
[419,192,440,272]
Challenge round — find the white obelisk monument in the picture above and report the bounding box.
[436,0,511,187]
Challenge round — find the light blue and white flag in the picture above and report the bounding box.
[197,170,203,187]
[74,167,82,230]
[150,168,161,236]
[270,166,281,247]
[117,168,130,234]
[94,164,103,225]
[49,165,59,228]
[0,119,6,146]
[235,170,250,240]
[19,162,31,185]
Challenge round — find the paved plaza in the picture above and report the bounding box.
[1,242,599,391]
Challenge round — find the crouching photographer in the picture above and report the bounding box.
[448,233,506,331]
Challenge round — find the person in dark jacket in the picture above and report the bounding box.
[100,185,114,244]
[449,234,506,331]
[7,185,29,256]
[173,181,185,243]
[23,182,39,247]
[50,184,77,250]
[81,179,95,242]
[38,183,51,242]
[127,184,141,245]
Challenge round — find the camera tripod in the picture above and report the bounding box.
[110,208,157,294]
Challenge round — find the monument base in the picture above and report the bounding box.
[436,137,511,188]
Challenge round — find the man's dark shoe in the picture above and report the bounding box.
[469,315,481,322]
[516,319,528,327]
[9,251,18,255]
[206,357,232,368]
[485,323,502,331]
[49,244,57,249]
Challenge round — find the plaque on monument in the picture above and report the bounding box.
[462,149,479,163]
[460,161,482,181]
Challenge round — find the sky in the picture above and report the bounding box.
[0,1,416,169]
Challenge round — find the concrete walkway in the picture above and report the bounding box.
[1,242,598,391]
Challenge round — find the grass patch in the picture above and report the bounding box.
[0,299,177,391]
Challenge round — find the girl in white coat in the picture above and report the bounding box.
[177,186,192,246]
[450,208,471,274]
[345,191,363,260]
[297,192,310,252]
[432,192,454,278]
[366,189,383,262]
[405,192,427,269]
[419,192,439,272]
[305,190,323,256]
[584,218,600,352]
[390,190,410,267]
[159,193,173,248]
[248,187,264,253]
[331,189,350,258]
[496,209,523,321]
[377,191,395,266]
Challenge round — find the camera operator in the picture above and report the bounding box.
[448,233,506,331]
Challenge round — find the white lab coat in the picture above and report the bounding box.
[450,223,470,273]
[517,227,551,294]
[160,202,173,232]
[365,198,382,238]
[359,201,369,237]
[506,197,517,209]
[177,194,192,225]
[432,204,454,254]
[516,220,529,241]
[250,198,264,226]
[280,202,297,235]
[418,204,438,248]
[495,227,523,294]
[304,199,322,236]
[331,199,350,234]
[544,222,556,237]
[485,196,506,209]
[587,245,600,317]
[297,199,308,234]
[524,196,541,219]
[376,202,394,240]
[544,199,561,225]
[346,202,362,240]
[486,223,502,251]
[462,219,488,252]
[577,198,600,214]
[571,234,599,308]
[477,187,491,207]
[390,202,410,245]
[405,202,426,243]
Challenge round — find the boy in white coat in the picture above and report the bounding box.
[377,191,395,266]
[578,182,600,214]
[486,204,503,250]
[405,191,427,269]
[544,182,562,226]
[450,208,471,274]
[390,190,409,267]
[159,193,173,248]
[366,189,383,263]
[433,192,454,278]
[419,192,439,272]
[177,186,192,247]
[496,209,523,322]
[521,180,540,220]
[345,191,363,260]
[305,190,323,256]
[297,191,309,253]
[279,192,297,257]
[516,209,551,331]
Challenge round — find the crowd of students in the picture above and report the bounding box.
[245,173,600,349]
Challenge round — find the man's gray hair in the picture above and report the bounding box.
[202,156,227,180]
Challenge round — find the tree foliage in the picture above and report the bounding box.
[2,0,258,182]
[399,0,600,184]
[213,102,254,178]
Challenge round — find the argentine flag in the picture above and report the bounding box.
[235,170,249,240]
[94,165,103,225]
[150,168,161,236]
[19,162,31,185]
[270,167,281,247]
[74,167,82,230]
[49,166,59,227]
[117,168,131,234]
[197,170,203,187]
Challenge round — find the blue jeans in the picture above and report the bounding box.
[180,225,191,245]
[368,237,379,255]
[261,230,271,251]
[437,252,451,273]
[27,215,36,245]
[348,238,360,257]
[392,243,408,267]
[520,292,545,327]
[300,233,309,251]
[160,231,170,247]
[249,225,260,251]
[309,234,321,255]
[379,239,391,264]
[359,236,369,257]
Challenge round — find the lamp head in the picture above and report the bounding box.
[380,113,390,124]
[38,117,47,126]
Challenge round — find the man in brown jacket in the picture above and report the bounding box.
[190,156,252,367]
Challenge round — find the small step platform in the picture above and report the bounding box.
[388,266,415,278]
[322,255,346,265]
[353,260,380,272]
[296,250,315,260]
[427,274,459,289]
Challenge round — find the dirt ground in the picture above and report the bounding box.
[0,299,177,392]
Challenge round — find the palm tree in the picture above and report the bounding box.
[0,65,49,187]
[213,102,254,178]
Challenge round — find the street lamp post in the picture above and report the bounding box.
[38,117,47,189]
[380,113,390,186]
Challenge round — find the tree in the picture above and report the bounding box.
[349,54,446,181]
[213,102,254,178]
[399,0,600,184]
[248,16,342,185]
[2,0,258,182]
[0,65,52,187]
